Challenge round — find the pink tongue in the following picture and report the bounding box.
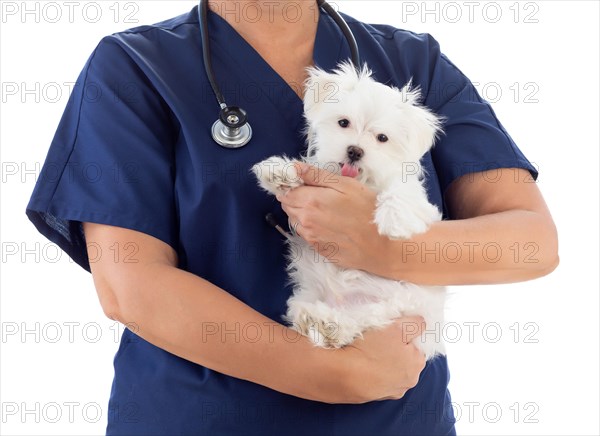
[341,163,359,178]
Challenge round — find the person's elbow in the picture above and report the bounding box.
[90,268,128,323]
[528,214,560,279]
[90,260,164,325]
[83,223,178,325]
[533,252,559,279]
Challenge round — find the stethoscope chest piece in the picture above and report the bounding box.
[198,0,358,149]
[211,106,252,148]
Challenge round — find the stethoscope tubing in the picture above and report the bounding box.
[198,0,360,148]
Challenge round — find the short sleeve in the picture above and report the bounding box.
[422,35,538,195]
[26,36,179,272]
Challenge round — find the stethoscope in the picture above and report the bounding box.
[199,0,361,149]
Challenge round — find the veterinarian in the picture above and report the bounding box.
[26,0,558,434]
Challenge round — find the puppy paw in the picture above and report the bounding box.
[252,156,303,195]
[307,318,343,348]
[375,194,442,239]
[287,306,355,348]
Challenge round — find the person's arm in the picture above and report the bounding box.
[393,167,559,284]
[83,222,427,404]
[278,165,559,285]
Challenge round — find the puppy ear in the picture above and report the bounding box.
[303,67,339,118]
[398,79,421,105]
[303,62,365,118]
[332,62,372,82]
[396,81,445,159]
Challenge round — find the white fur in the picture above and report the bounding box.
[252,63,447,360]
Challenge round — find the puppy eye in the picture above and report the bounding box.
[377,134,389,143]
[338,119,350,128]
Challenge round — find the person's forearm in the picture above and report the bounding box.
[106,263,350,403]
[374,209,559,285]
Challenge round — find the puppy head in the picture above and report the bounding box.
[303,63,443,190]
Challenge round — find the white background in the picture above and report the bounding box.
[1,1,598,435]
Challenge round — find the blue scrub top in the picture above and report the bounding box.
[27,6,537,435]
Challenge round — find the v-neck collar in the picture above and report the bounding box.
[313,10,352,71]
[205,6,351,131]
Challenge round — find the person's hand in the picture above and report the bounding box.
[336,316,427,403]
[277,163,387,271]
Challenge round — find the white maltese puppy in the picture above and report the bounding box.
[252,63,446,360]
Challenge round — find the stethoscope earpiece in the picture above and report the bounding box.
[211,106,252,148]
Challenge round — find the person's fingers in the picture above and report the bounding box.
[281,206,305,238]
[280,203,302,221]
[394,316,426,343]
[376,391,408,401]
[277,185,333,210]
[276,188,301,207]
[295,162,346,192]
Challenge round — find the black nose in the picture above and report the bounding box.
[347,145,364,162]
